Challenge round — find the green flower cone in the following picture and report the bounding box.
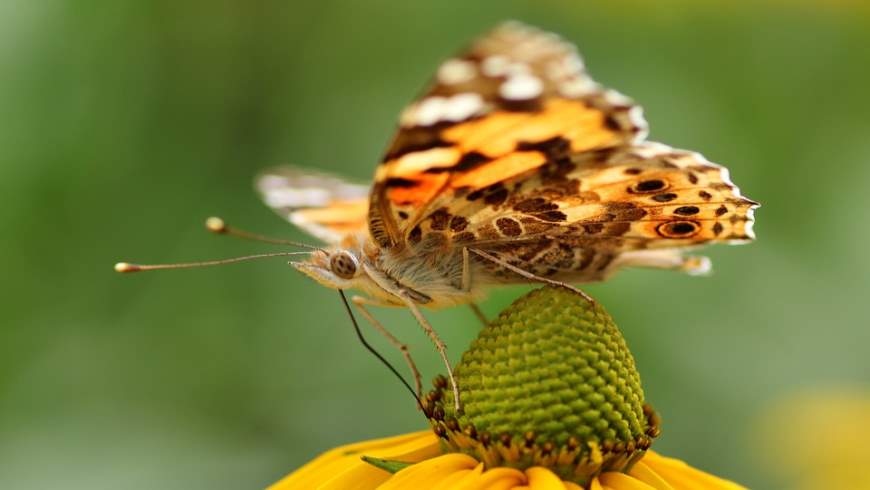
[423,286,660,485]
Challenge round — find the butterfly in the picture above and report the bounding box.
[129,22,758,412]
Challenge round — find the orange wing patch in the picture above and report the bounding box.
[443,99,617,157]
[387,147,462,178]
[450,151,546,189]
[379,98,621,188]
[386,173,449,206]
[290,199,369,237]
[441,111,531,155]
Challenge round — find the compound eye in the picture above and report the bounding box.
[330,252,357,279]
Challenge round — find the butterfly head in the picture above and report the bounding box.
[291,247,363,290]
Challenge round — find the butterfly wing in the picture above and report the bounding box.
[366,22,756,282]
[407,142,757,282]
[368,21,647,249]
[256,166,369,244]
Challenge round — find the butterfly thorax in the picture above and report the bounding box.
[376,243,488,309]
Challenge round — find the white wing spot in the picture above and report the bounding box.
[481,55,510,77]
[437,58,477,85]
[499,73,543,100]
[558,77,597,98]
[630,142,673,159]
[744,208,757,239]
[264,188,332,207]
[719,166,736,188]
[627,106,648,140]
[444,93,483,121]
[413,96,447,126]
[400,93,483,127]
[602,89,633,106]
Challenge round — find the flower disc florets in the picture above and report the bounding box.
[423,286,660,484]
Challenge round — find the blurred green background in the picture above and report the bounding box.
[2,1,869,489]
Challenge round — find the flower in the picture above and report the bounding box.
[756,388,870,489]
[270,287,746,489]
[269,430,745,489]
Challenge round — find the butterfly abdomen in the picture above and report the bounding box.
[473,240,618,285]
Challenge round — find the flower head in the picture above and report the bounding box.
[271,287,746,489]
[424,287,658,484]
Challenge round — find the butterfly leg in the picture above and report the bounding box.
[468,248,595,303]
[351,295,423,398]
[603,250,712,279]
[395,289,462,414]
[468,303,488,326]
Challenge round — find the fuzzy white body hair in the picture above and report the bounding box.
[373,244,488,309]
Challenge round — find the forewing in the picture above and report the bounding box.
[368,21,648,249]
[256,167,369,244]
[408,142,758,280]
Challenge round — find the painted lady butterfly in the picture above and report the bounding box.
[123,22,758,412]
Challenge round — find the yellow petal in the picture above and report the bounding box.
[443,463,525,490]
[628,462,675,490]
[269,431,439,490]
[378,453,478,489]
[271,451,385,490]
[525,467,568,490]
[642,452,746,490]
[454,467,525,490]
[599,472,657,490]
[430,465,481,489]
[563,481,585,490]
[314,467,397,490]
[592,479,621,490]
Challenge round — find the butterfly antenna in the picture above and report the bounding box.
[206,217,323,251]
[114,251,310,273]
[338,290,426,414]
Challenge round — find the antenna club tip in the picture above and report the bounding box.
[114,262,139,273]
[205,216,226,233]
